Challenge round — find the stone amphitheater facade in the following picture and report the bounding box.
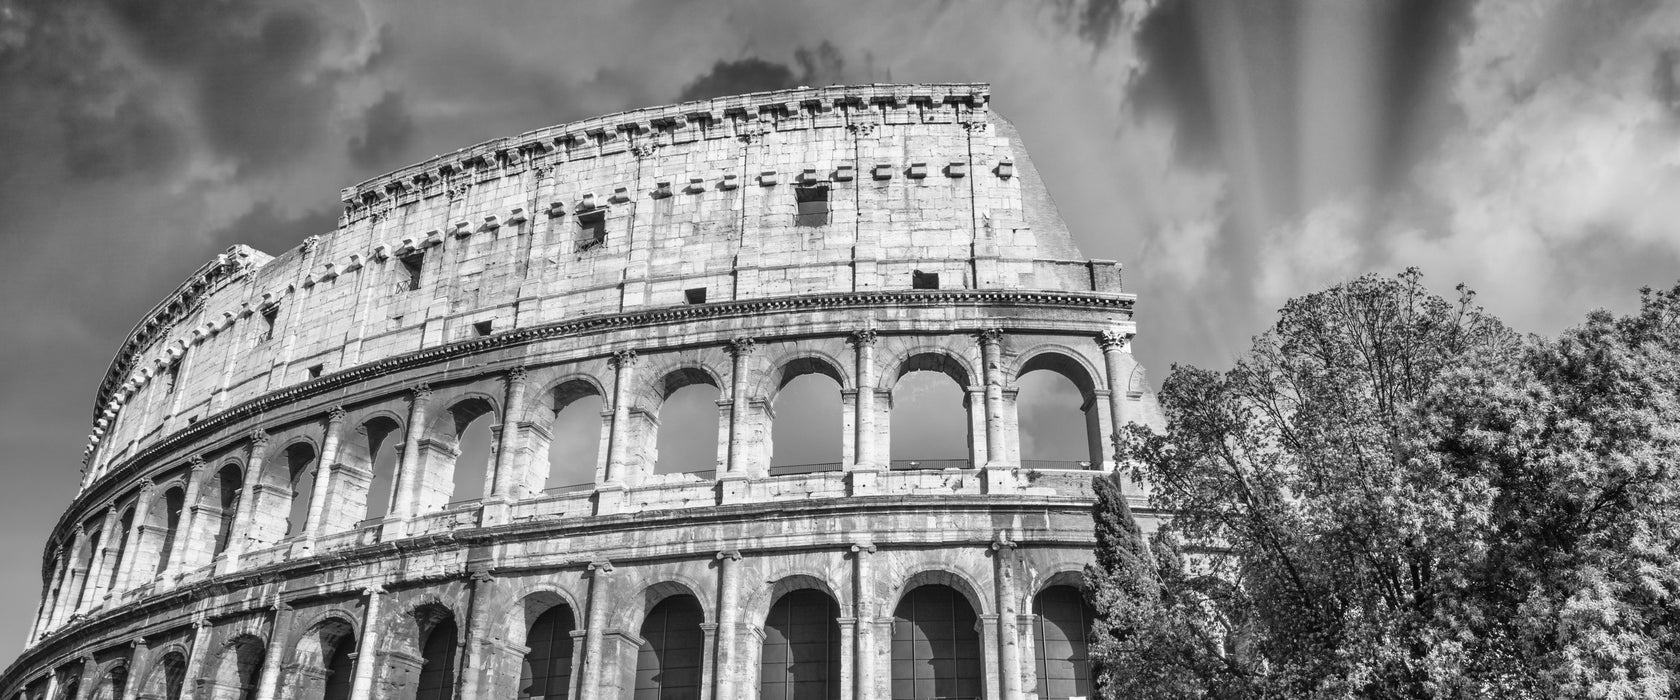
[4,84,1162,700]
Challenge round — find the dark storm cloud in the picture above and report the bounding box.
[60,93,184,179]
[1370,0,1474,192]
[1056,0,1126,51]
[675,41,846,102]
[205,202,339,256]
[349,90,417,171]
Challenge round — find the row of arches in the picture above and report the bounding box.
[43,338,1132,641]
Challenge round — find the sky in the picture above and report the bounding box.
[3,0,1680,664]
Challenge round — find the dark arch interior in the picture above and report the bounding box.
[283,443,319,538]
[634,595,704,700]
[105,508,135,591]
[520,603,576,700]
[152,488,185,578]
[321,627,357,700]
[890,584,981,700]
[155,651,187,700]
[1032,586,1095,700]
[360,418,403,521]
[414,614,458,700]
[218,637,265,700]
[760,589,841,700]
[212,465,244,556]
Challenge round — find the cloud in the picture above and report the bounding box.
[349,90,416,171]
[205,201,338,256]
[676,41,846,102]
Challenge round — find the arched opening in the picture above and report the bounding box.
[151,488,185,578]
[92,664,127,700]
[434,398,497,508]
[1032,586,1095,700]
[294,617,357,700]
[770,359,844,475]
[414,607,458,700]
[519,602,576,699]
[104,507,135,593]
[634,594,705,700]
[654,370,721,476]
[546,381,604,492]
[142,651,186,700]
[57,678,78,700]
[890,585,982,700]
[210,636,265,700]
[890,354,972,470]
[1016,353,1102,469]
[211,465,244,557]
[282,443,319,538]
[71,523,102,610]
[760,589,841,700]
[349,417,404,522]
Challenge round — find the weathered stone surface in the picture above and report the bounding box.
[8,84,1163,700]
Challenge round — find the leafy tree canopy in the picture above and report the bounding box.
[1092,270,1680,699]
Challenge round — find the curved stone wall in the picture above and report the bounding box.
[6,83,1160,700]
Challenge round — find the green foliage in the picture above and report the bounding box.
[1093,270,1680,699]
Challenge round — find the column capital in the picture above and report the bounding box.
[99,500,118,515]
[271,600,293,613]
[507,365,530,383]
[716,550,742,562]
[727,337,756,357]
[327,405,348,424]
[470,568,495,584]
[1097,329,1135,351]
[978,327,1005,346]
[129,636,149,649]
[188,454,208,471]
[412,383,433,402]
[609,349,639,369]
[849,542,877,555]
[848,328,878,347]
[135,478,156,495]
[990,531,1018,551]
[588,560,614,574]
[249,430,271,448]
[360,584,387,597]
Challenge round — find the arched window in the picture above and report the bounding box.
[634,595,705,700]
[142,651,187,700]
[452,413,494,503]
[769,360,845,474]
[430,398,497,508]
[546,381,604,492]
[105,507,135,592]
[1015,353,1102,469]
[294,618,357,700]
[212,636,265,700]
[283,443,319,538]
[890,354,972,470]
[760,589,841,700]
[56,678,77,700]
[73,526,102,610]
[654,371,721,476]
[354,418,403,521]
[1032,586,1095,700]
[890,585,981,700]
[322,637,356,700]
[152,489,185,578]
[415,615,458,700]
[212,465,244,557]
[96,664,128,700]
[520,604,576,699]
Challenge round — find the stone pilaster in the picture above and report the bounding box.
[301,406,348,545]
[389,384,433,533]
[1097,329,1134,470]
[848,330,880,495]
[114,479,155,595]
[979,328,1009,467]
[348,586,384,700]
[182,618,214,700]
[227,431,271,570]
[599,352,637,514]
[166,457,208,581]
[713,550,743,700]
[122,637,149,700]
[579,560,613,700]
[30,545,67,641]
[253,601,294,700]
[993,533,1024,700]
[483,367,529,526]
[78,506,118,613]
[722,339,755,503]
[850,542,877,700]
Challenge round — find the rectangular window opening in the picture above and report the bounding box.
[260,305,280,341]
[400,253,424,291]
[794,184,830,227]
[472,320,494,337]
[684,288,708,305]
[912,270,940,290]
[163,360,181,395]
[307,364,324,379]
[578,211,607,251]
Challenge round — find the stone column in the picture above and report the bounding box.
[31,545,68,641]
[166,457,209,581]
[578,560,613,700]
[43,669,58,700]
[390,384,433,530]
[49,527,85,630]
[722,339,755,502]
[182,618,214,699]
[459,569,499,699]
[714,550,742,700]
[992,534,1023,700]
[979,329,1009,467]
[851,542,877,700]
[1097,330,1133,469]
[302,406,348,545]
[348,586,385,700]
[492,366,531,502]
[254,601,294,700]
[78,505,118,613]
[599,352,637,514]
[227,432,272,569]
[122,638,150,700]
[115,479,155,594]
[848,330,880,494]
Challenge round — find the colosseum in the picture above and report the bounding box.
[3,83,1160,700]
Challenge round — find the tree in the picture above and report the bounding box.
[1094,270,1680,699]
